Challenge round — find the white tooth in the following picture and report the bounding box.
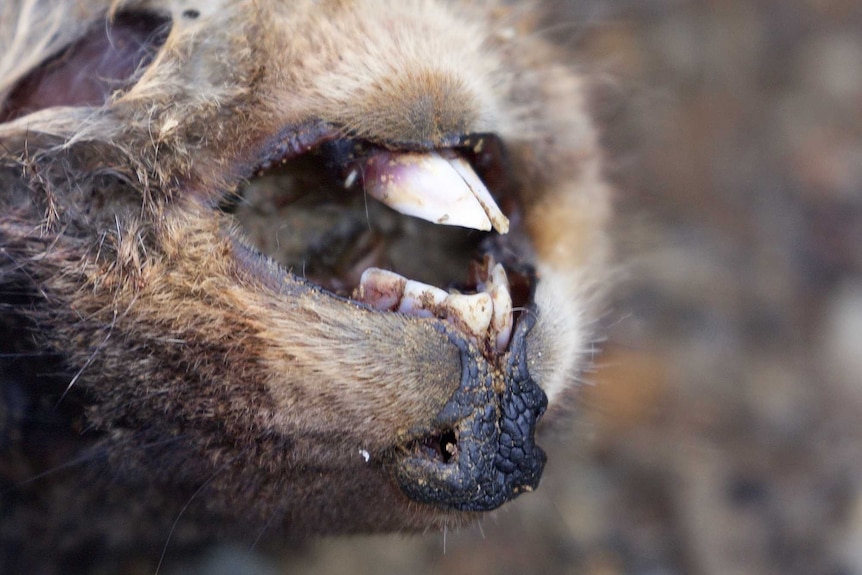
[486,264,513,353]
[344,168,359,189]
[364,151,495,232]
[446,155,510,234]
[398,279,449,318]
[354,268,406,311]
[487,260,507,290]
[443,292,493,340]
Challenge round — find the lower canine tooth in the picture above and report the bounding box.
[486,264,514,353]
[443,292,493,340]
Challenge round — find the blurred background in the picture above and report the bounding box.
[178,1,862,573]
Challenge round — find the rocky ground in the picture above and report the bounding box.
[211,2,861,574]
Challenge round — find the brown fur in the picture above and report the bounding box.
[0,0,611,569]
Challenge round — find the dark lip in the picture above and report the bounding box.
[241,123,548,511]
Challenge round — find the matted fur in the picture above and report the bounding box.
[0,0,611,568]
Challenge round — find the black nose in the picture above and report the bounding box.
[394,312,548,511]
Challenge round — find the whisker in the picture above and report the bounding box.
[154,456,237,575]
[246,500,285,555]
[54,314,114,408]
[7,435,186,493]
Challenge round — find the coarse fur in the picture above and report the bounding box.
[0,0,611,570]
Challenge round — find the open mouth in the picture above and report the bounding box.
[237,127,534,357]
[234,124,548,511]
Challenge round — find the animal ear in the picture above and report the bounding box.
[0,11,171,122]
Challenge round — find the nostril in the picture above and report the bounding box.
[439,429,457,463]
[394,313,547,512]
[419,429,458,463]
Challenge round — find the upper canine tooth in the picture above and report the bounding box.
[442,292,493,341]
[362,151,508,233]
[445,155,510,234]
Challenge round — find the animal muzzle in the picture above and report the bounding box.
[392,311,547,511]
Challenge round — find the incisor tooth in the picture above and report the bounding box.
[443,292,493,340]
[398,280,449,318]
[355,265,513,354]
[362,151,509,233]
[354,268,406,311]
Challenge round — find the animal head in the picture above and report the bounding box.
[0,0,610,556]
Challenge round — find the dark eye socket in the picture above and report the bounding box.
[0,11,172,122]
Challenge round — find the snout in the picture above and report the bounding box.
[392,311,547,511]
